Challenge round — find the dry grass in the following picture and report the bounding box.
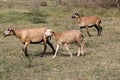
[0,0,120,80]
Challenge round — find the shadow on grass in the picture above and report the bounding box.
[60,52,91,57]
[25,51,91,58]
[33,51,55,57]
[21,52,91,68]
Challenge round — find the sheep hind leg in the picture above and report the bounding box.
[94,25,100,36]
[86,27,91,37]
[64,44,73,57]
[80,42,84,56]
[77,41,84,56]
[47,40,55,53]
[40,41,47,57]
[99,26,102,35]
[80,27,83,32]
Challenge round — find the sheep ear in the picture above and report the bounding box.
[75,12,77,14]
[76,13,79,15]
[74,12,77,14]
[8,26,14,31]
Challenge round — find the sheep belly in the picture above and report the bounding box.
[30,36,43,43]
[59,36,76,44]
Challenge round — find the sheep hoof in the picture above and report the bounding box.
[22,48,24,51]
[25,54,29,57]
[40,55,44,57]
[81,54,85,56]
[52,56,56,59]
[89,35,91,37]
[40,54,44,57]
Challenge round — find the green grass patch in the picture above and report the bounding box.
[28,9,47,24]
[0,9,47,24]
[0,10,29,24]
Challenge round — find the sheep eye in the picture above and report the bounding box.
[8,28,12,31]
[7,28,9,31]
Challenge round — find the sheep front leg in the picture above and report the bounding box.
[53,44,60,58]
[47,40,55,53]
[22,42,32,62]
[64,44,73,57]
[22,42,29,57]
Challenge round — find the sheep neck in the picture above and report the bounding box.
[13,30,22,39]
[53,32,60,41]
[77,16,82,23]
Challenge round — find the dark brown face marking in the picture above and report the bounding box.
[71,12,80,18]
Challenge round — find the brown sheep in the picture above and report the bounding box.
[72,12,102,37]
[3,27,55,58]
[44,29,85,58]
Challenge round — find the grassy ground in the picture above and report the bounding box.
[0,0,120,80]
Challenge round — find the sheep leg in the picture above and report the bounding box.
[47,40,55,53]
[22,42,29,57]
[40,41,47,57]
[64,44,73,57]
[86,27,91,37]
[99,26,102,35]
[95,25,100,36]
[77,46,81,56]
[80,27,83,32]
[53,44,60,58]
[22,42,32,62]
[80,42,84,56]
[77,41,84,56]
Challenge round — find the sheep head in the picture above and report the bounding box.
[3,27,14,37]
[71,12,80,19]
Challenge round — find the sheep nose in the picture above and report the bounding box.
[3,33,6,37]
[3,33,5,36]
[71,15,75,18]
